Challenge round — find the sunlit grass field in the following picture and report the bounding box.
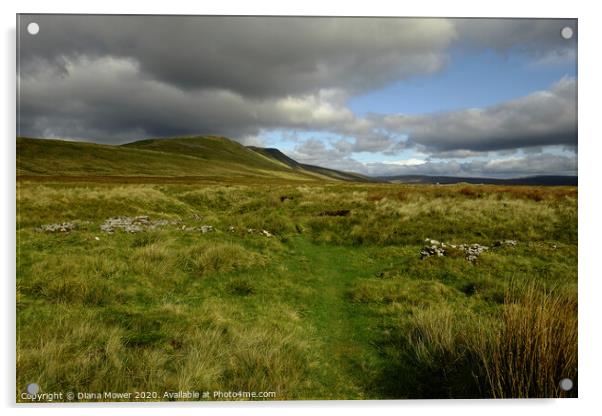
[16,180,577,400]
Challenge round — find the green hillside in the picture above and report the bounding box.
[123,136,290,171]
[16,136,353,182]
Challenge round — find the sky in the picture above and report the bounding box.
[17,15,577,178]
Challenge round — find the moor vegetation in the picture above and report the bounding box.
[16,179,578,401]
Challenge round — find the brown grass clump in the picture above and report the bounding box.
[403,281,577,398]
[479,282,577,398]
[458,186,483,198]
[367,193,386,202]
[495,186,577,202]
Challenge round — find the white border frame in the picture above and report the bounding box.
[3,1,600,415]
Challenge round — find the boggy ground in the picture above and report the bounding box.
[16,180,577,401]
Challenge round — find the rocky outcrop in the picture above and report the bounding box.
[421,238,492,262]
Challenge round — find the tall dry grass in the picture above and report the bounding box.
[405,281,577,398]
[478,282,577,398]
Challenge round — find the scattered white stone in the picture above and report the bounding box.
[184,225,216,233]
[199,225,214,233]
[243,227,274,237]
[421,238,490,262]
[100,216,178,233]
[94,236,100,241]
[36,222,77,233]
[459,244,489,262]
[101,216,145,233]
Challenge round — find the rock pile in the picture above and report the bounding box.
[420,239,446,259]
[179,224,215,233]
[421,238,490,262]
[100,216,179,233]
[462,244,489,262]
[37,222,77,233]
[37,215,273,238]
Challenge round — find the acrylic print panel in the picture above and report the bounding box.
[16,14,577,402]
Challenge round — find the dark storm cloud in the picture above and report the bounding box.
[18,16,575,98]
[455,18,576,52]
[18,55,362,142]
[18,15,454,98]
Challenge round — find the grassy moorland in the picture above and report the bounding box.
[16,138,577,401]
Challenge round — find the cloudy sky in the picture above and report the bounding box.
[17,15,577,177]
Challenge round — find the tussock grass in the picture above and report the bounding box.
[21,255,126,306]
[178,242,266,277]
[133,243,177,278]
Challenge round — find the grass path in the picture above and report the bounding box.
[285,238,382,399]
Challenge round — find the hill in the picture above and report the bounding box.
[247,146,376,182]
[16,136,361,182]
[378,174,578,186]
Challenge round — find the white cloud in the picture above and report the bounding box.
[382,158,427,166]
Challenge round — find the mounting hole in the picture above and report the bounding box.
[560,26,574,40]
[559,378,573,391]
[26,383,40,395]
[27,22,40,35]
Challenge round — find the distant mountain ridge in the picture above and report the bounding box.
[378,175,577,186]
